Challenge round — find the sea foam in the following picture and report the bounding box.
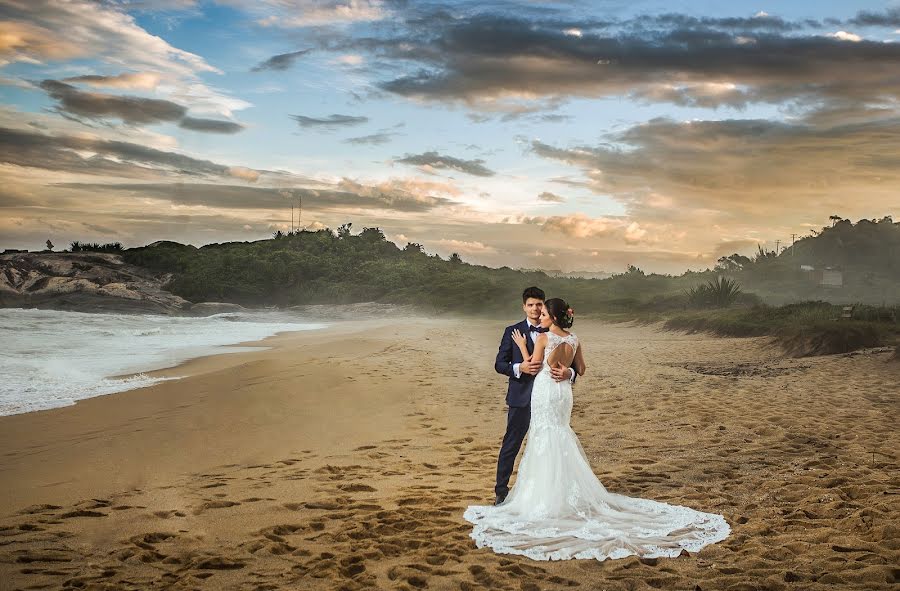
[0,308,324,416]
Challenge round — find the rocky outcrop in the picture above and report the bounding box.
[0,252,192,314]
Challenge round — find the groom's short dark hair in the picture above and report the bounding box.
[522,286,545,302]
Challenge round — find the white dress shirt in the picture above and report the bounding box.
[512,319,576,383]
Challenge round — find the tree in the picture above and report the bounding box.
[46,239,54,251]
[753,244,778,262]
[337,223,353,239]
[272,230,285,239]
[829,215,843,227]
[359,227,386,242]
[715,253,752,272]
[449,252,463,264]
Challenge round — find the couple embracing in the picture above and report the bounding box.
[463,286,731,562]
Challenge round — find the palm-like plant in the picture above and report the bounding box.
[686,276,742,308]
[709,276,742,306]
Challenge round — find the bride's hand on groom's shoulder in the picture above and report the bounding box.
[511,329,526,346]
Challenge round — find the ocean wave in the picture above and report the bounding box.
[0,308,325,416]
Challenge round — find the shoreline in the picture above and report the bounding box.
[0,307,330,418]
[0,316,416,510]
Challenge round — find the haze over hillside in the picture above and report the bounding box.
[4,217,896,316]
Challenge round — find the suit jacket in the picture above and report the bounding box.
[494,320,577,408]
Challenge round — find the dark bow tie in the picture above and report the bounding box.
[530,325,548,333]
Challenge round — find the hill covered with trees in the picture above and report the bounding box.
[714,216,899,305]
[117,217,900,313]
[115,217,899,356]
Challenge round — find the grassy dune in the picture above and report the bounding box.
[662,302,900,357]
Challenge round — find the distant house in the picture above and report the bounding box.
[806,267,842,287]
[799,264,843,287]
[821,269,843,287]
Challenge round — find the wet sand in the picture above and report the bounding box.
[1,316,898,590]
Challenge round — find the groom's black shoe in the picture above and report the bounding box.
[494,494,507,506]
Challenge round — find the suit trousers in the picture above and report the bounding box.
[494,404,531,497]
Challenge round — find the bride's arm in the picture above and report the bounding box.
[530,334,548,364]
[573,343,586,376]
[510,329,534,362]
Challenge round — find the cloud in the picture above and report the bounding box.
[0,0,218,74]
[0,20,85,65]
[343,131,396,145]
[848,8,900,27]
[54,180,452,213]
[251,49,311,71]
[530,111,900,227]
[1,1,246,117]
[538,191,565,203]
[396,151,494,177]
[829,31,862,42]
[61,72,162,90]
[227,166,261,182]
[178,117,245,134]
[39,80,186,125]
[0,76,35,89]
[222,0,389,27]
[37,80,246,133]
[710,239,762,260]
[337,54,364,65]
[0,126,253,180]
[521,213,651,244]
[290,113,369,128]
[432,239,495,253]
[115,0,200,11]
[338,12,900,112]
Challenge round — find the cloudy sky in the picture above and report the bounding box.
[1,0,899,274]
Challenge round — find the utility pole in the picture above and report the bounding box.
[291,204,294,233]
[775,239,781,254]
[790,233,797,257]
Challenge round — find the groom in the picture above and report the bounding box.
[493,286,576,505]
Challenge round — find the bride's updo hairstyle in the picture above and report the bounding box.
[544,298,574,329]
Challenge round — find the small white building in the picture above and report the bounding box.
[821,269,843,287]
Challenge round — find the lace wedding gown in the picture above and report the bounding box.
[464,331,730,561]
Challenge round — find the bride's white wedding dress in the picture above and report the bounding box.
[464,331,730,561]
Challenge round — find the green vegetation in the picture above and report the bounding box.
[686,276,743,308]
[70,241,124,253]
[104,217,900,357]
[664,302,900,356]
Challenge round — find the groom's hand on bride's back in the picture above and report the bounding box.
[519,360,542,375]
[550,363,573,382]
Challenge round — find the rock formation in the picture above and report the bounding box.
[0,252,192,314]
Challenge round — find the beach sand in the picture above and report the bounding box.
[1,316,898,590]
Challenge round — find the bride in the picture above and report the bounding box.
[463,298,731,561]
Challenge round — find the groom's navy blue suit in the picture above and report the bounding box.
[494,319,576,498]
